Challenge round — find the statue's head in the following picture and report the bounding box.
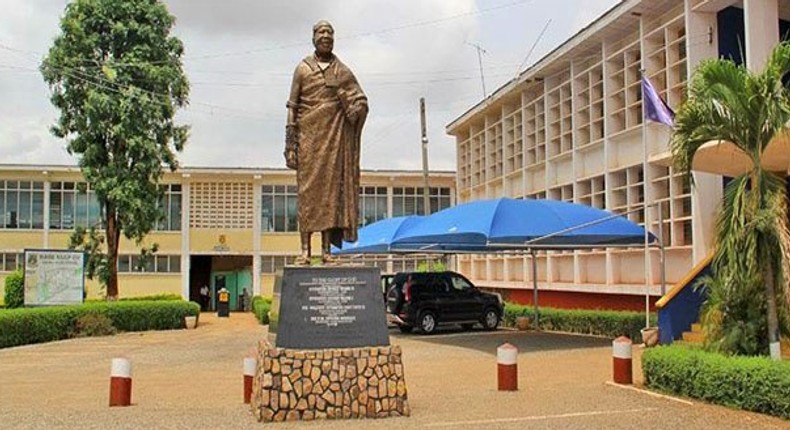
[312,20,334,57]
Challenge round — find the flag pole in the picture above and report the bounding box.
[638,11,650,331]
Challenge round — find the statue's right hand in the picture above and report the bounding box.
[285,148,298,170]
[285,125,298,170]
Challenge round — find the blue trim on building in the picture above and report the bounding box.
[658,262,711,345]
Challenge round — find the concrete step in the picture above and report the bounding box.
[682,331,704,344]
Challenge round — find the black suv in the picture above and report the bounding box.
[385,271,503,334]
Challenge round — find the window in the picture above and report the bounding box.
[392,258,419,273]
[392,187,451,217]
[261,255,297,273]
[49,182,102,230]
[358,187,388,227]
[117,254,180,273]
[0,180,45,229]
[0,253,23,272]
[156,184,182,231]
[450,275,473,292]
[261,185,298,232]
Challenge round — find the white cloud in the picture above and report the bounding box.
[0,0,619,172]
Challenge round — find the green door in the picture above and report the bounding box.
[211,271,238,311]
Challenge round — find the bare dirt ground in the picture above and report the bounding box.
[0,313,787,430]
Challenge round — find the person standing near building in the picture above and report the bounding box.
[199,284,210,311]
[284,20,368,265]
[241,287,251,312]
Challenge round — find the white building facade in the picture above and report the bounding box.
[446,0,787,311]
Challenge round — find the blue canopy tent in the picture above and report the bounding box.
[335,198,660,329]
[333,215,425,254]
[388,198,653,251]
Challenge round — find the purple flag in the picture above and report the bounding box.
[642,76,674,127]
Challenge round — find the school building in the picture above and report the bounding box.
[0,165,454,308]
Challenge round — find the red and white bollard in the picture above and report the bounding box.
[497,342,518,391]
[612,336,633,385]
[109,358,132,407]
[243,357,256,403]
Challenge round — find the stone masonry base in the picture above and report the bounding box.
[250,341,410,422]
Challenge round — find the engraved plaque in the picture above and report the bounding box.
[269,266,389,349]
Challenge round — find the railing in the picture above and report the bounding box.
[655,253,713,345]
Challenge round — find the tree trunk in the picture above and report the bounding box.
[753,171,782,360]
[763,260,782,360]
[106,206,121,299]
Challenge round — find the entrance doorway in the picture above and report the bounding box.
[190,255,212,310]
[190,255,253,311]
[209,255,253,311]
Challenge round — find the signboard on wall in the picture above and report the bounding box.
[23,249,85,306]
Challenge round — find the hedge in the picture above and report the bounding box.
[643,345,790,419]
[504,302,655,342]
[252,296,272,325]
[87,293,184,302]
[0,300,200,349]
[3,270,24,309]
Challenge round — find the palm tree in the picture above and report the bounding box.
[671,42,790,359]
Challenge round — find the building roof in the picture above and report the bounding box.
[0,164,455,177]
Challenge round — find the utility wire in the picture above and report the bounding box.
[0,51,277,120]
[2,0,533,67]
[515,18,552,79]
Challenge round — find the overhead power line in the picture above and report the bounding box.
[514,18,552,79]
[2,0,533,67]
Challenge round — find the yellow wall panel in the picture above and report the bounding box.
[0,232,44,249]
[261,234,301,253]
[116,275,181,298]
[261,274,276,297]
[191,230,253,253]
[84,278,103,299]
[48,232,75,249]
[0,274,6,304]
[119,233,182,253]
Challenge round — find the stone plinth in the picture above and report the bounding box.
[250,340,410,422]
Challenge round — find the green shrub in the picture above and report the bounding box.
[3,270,24,309]
[504,302,655,342]
[252,296,272,325]
[86,293,184,303]
[416,260,447,272]
[119,293,183,301]
[70,312,117,337]
[0,300,200,349]
[643,345,790,419]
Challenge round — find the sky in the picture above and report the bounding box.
[0,0,619,171]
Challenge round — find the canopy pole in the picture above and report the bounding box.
[658,203,666,296]
[644,205,650,329]
[531,249,539,330]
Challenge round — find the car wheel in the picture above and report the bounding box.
[482,308,500,331]
[398,325,413,334]
[460,323,475,331]
[418,311,437,334]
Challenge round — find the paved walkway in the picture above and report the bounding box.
[0,313,787,429]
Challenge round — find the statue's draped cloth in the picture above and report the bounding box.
[288,55,368,247]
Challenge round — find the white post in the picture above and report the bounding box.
[181,175,191,300]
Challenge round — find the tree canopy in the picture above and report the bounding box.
[671,42,790,358]
[41,0,189,298]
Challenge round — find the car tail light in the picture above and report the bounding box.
[404,282,412,303]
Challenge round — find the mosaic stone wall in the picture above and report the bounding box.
[251,341,410,422]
